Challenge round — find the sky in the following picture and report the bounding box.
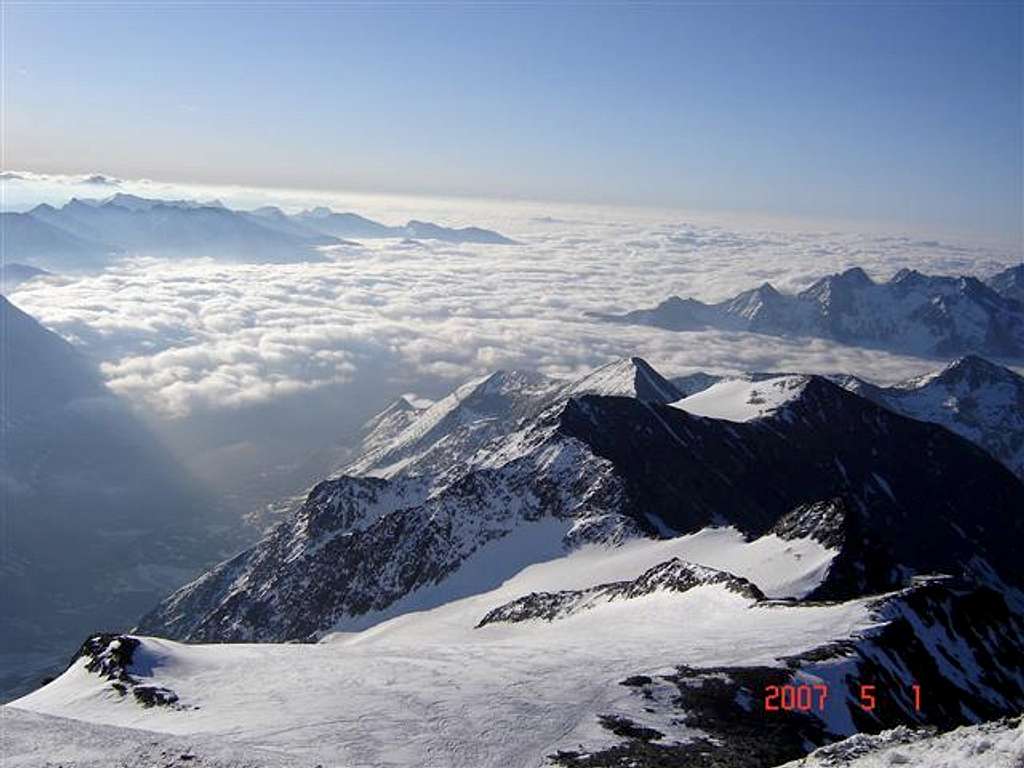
[4,2,1022,241]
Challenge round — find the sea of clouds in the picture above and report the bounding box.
[4,170,1020,511]
[7,171,1017,418]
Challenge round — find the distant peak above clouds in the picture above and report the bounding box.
[2,195,517,272]
[0,263,51,294]
[590,266,1024,360]
[98,192,215,211]
[295,206,518,244]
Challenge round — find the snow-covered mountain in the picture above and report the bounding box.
[835,356,1024,479]
[667,356,1024,479]
[10,356,1024,765]
[0,296,231,701]
[12,541,1024,766]
[988,263,1024,304]
[780,715,1024,767]
[137,357,1023,638]
[340,357,681,479]
[590,266,1024,358]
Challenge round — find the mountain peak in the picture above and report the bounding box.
[933,354,1017,385]
[889,267,929,287]
[836,266,874,287]
[563,357,681,403]
[103,192,156,210]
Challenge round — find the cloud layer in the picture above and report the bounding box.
[10,199,1018,421]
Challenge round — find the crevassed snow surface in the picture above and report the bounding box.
[9,525,858,767]
[671,375,808,422]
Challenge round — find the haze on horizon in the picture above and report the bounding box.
[4,2,1022,243]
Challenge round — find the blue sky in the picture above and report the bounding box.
[5,2,1022,240]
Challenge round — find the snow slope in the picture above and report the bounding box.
[670,375,808,422]
[0,707,294,768]
[10,530,872,767]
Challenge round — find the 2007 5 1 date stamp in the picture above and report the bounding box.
[764,683,922,712]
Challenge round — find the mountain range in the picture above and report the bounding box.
[7,355,1024,765]
[3,194,516,271]
[590,266,1024,359]
[295,206,518,244]
[137,355,1024,640]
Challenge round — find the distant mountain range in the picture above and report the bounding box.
[2,193,516,271]
[295,206,518,244]
[590,265,1024,359]
[0,263,50,293]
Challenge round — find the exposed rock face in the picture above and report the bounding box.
[770,498,848,549]
[71,634,183,709]
[665,356,1024,481]
[801,578,1024,732]
[558,381,1024,598]
[476,558,765,627]
[28,354,1024,766]
[341,358,682,480]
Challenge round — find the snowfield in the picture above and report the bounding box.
[0,707,295,768]
[5,355,1024,766]
[8,526,874,767]
[671,375,809,422]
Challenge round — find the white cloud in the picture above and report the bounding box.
[8,200,1019,421]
